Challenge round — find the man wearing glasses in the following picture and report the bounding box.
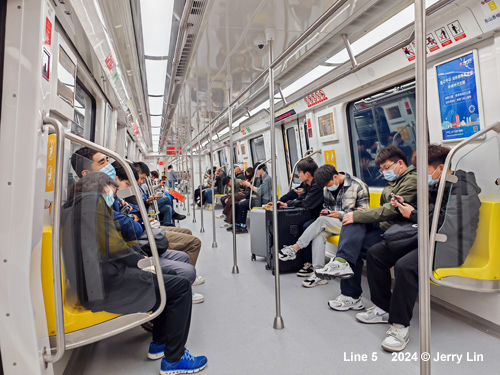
[315,145,417,312]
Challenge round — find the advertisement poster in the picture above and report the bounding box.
[436,52,482,141]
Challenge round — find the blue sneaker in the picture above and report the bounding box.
[160,349,208,374]
[148,342,165,360]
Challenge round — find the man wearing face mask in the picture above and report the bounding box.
[356,144,480,352]
[278,164,370,287]
[70,147,117,180]
[314,145,417,311]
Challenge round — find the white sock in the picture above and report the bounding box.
[374,306,388,315]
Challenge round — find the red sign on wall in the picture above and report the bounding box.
[304,90,327,108]
[105,53,115,71]
[44,18,52,46]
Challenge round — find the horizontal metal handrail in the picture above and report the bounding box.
[429,121,500,292]
[42,117,66,363]
[189,0,454,149]
[287,149,321,192]
[63,132,167,341]
[249,159,271,209]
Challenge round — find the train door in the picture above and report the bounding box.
[282,122,301,184]
[297,117,310,156]
[249,135,266,165]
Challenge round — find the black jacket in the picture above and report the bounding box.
[285,179,324,218]
[279,182,307,203]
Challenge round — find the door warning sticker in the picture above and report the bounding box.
[402,44,415,61]
[426,33,440,52]
[447,20,466,41]
[435,27,452,47]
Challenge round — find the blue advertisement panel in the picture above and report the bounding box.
[436,52,481,141]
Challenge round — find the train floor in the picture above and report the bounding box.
[79,204,499,375]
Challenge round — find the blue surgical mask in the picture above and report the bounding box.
[100,164,116,180]
[383,170,399,182]
[102,190,115,207]
[327,182,339,192]
[428,170,440,186]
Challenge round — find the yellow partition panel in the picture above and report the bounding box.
[41,227,120,336]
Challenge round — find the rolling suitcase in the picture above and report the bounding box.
[265,207,312,274]
[249,208,268,261]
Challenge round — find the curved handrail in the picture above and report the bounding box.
[429,121,500,291]
[249,159,271,209]
[392,122,415,145]
[62,132,167,341]
[287,149,321,192]
[42,117,66,363]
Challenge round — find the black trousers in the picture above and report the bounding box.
[152,270,192,362]
[221,196,228,209]
[235,199,250,225]
[336,223,385,299]
[366,242,418,327]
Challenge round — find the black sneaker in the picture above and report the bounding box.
[172,213,186,221]
[235,226,248,234]
[296,263,314,277]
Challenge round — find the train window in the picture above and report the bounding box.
[73,80,96,142]
[347,81,416,187]
[286,127,301,184]
[250,136,266,165]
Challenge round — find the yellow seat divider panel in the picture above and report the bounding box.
[41,227,120,336]
[326,191,382,246]
[433,201,500,281]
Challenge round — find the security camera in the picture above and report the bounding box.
[254,35,267,50]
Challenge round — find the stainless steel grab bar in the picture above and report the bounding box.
[42,117,66,364]
[287,149,321,192]
[428,121,500,292]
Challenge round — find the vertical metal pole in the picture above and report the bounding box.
[268,39,284,330]
[199,138,205,232]
[415,1,431,374]
[191,135,196,223]
[208,90,218,247]
[228,85,239,274]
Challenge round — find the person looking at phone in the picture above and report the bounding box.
[313,145,417,312]
[278,164,370,287]
[275,158,323,229]
[356,144,480,352]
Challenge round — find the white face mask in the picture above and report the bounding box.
[327,179,339,192]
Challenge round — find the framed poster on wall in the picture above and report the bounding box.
[316,106,339,143]
[435,50,484,142]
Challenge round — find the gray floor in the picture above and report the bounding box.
[83,205,500,375]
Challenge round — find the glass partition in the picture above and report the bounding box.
[433,137,500,270]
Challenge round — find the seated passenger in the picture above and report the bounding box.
[276,158,323,228]
[279,182,305,203]
[217,174,246,227]
[233,164,272,234]
[62,173,207,373]
[279,165,369,287]
[359,150,383,187]
[315,145,417,311]
[234,164,245,180]
[357,144,481,352]
[194,169,213,209]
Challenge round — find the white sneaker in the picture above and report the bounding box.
[192,275,205,286]
[382,324,410,352]
[220,223,232,228]
[315,258,354,280]
[278,245,297,261]
[356,306,389,324]
[328,294,364,311]
[302,276,328,288]
[192,291,204,304]
[216,213,226,219]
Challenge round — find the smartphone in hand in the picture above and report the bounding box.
[391,193,405,204]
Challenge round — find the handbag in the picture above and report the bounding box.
[137,227,169,256]
[383,222,418,252]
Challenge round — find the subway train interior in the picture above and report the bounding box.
[2,0,500,374]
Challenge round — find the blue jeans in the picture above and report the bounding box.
[157,196,174,225]
[204,189,217,204]
[336,223,385,299]
[168,180,175,189]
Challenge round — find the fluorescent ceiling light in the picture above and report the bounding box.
[149,96,164,115]
[282,66,335,97]
[145,60,167,96]
[219,127,230,135]
[151,128,161,135]
[140,0,174,56]
[151,116,162,127]
[326,0,440,64]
